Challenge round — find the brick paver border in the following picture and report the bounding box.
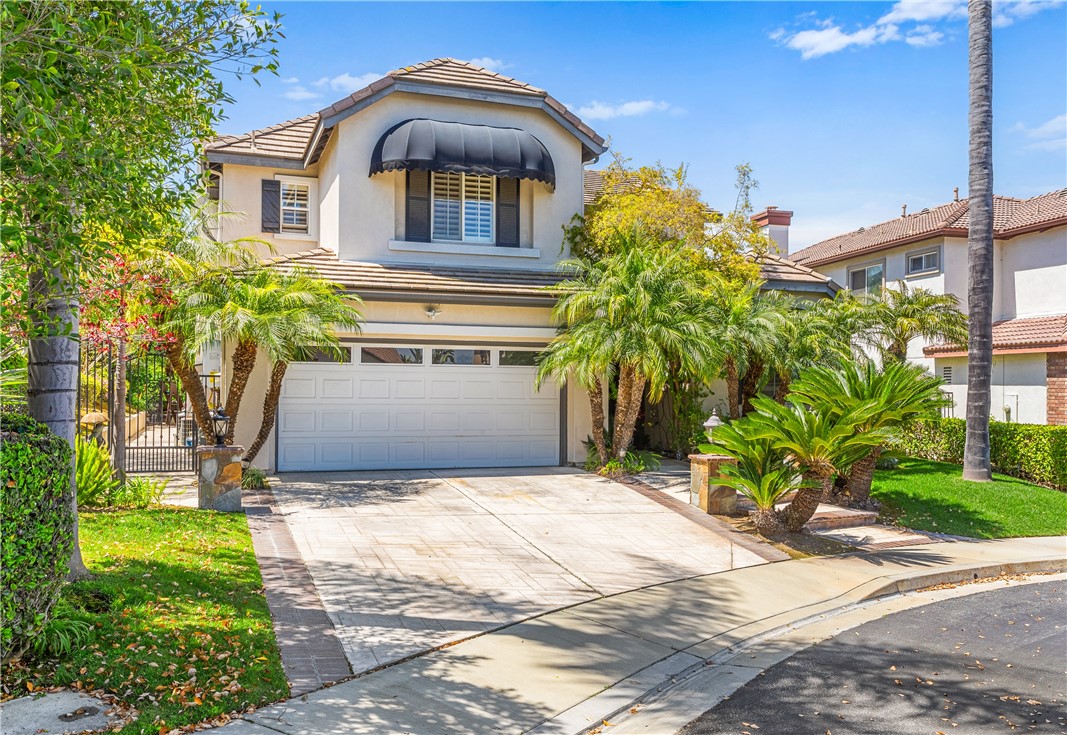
[244,487,351,696]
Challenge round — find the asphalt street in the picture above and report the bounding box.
[682,579,1066,735]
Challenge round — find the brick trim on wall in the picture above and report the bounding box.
[1047,352,1067,425]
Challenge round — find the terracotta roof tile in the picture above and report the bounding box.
[924,313,1067,355]
[791,189,1067,267]
[754,252,837,289]
[207,58,603,163]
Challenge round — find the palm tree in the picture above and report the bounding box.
[744,396,886,532]
[766,295,855,401]
[539,229,721,465]
[243,270,363,464]
[964,0,994,482]
[707,281,781,419]
[874,281,967,362]
[788,360,949,505]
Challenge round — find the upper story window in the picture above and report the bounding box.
[906,247,941,276]
[432,172,495,243]
[848,261,884,299]
[280,181,310,235]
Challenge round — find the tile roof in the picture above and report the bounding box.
[791,189,1067,267]
[263,248,834,298]
[263,248,561,299]
[206,58,603,165]
[924,313,1067,355]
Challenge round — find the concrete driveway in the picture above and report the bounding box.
[259,466,772,679]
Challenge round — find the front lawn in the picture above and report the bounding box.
[872,458,1067,539]
[3,507,287,733]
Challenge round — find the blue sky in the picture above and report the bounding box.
[219,1,1067,251]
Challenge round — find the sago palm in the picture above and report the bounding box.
[788,360,949,504]
[539,229,721,465]
[744,396,888,532]
[874,281,967,362]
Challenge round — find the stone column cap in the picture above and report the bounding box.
[196,444,245,453]
[688,453,733,461]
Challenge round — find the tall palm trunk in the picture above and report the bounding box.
[611,363,635,457]
[780,472,829,532]
[614,371,647,458]
[223,339,258,444]
[739,360,765,415]
[963,0,994,482]
[725,357,741,419]
[27,261,89,579]
[164,337,214,439]
[245,360,287,464]
[840,447,882,505]
[588,375,608,466]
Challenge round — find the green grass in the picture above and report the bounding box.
[4,507,287,733]
[872,458,1067,539]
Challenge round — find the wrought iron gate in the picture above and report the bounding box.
[78,343,217,473]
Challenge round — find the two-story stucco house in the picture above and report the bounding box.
[789,190,1067,425]
[203,58,608,472]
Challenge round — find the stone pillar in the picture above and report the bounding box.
[688,453,739,515]
[197,445,244,512]
[1047,353,1067,425]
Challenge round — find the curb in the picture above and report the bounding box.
[537,555,1067,735]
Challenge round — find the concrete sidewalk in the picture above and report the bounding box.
[222,536,1066,735]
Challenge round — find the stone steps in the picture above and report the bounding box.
[738,499,878,530]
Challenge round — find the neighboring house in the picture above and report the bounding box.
[789,190,1067,425]
[204,58,607,471]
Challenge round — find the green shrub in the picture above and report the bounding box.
[0,412,75,661]
[75,437,119,507]
[30,606,93,659]
[113,475,168,508]
[241,466,269,490]
[894,417,1067,489]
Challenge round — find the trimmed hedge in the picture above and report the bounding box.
[0,412,75,661]
[894,417,1067,490]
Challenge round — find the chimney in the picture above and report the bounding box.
[751,206,793,255]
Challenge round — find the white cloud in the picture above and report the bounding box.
[574,100,675,120]
[1014,113,1067,151]
[775,0,1062,59]
[281,76,300,84]
[905,24,946,46]
[283,85,320,101]
[311,72,383,94]
[466,57,511,72]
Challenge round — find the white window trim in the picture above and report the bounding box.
[846,259,886,298]
[388,239,540,259]
[905,245,942,277]
[274,174,318,242]
[431,172,496,245]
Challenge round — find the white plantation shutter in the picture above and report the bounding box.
[463,175,494,243]
[280,182,310,234]
[431,172,494,243]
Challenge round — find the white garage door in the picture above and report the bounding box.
[276,345,560,471]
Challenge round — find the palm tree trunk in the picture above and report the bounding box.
[751,508,785,537]
[614,372,648,458]
[963,0,994,482]
[739,360,765,415]
[588,375,608,466]
[245,360,286,464]
[725,358,741,420]
[780,472,829,532]
[841,447,882,505]
[223,340,258,445]
[774,371,790,403]
[164,338,214,440]
[612,364,635,457]
[27,262,89,579]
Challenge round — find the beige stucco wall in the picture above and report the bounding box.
[935,352,1049,424]
[216,162,322,259]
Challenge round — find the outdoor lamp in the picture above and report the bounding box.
[703,409,723,442]
[210,408,229,447]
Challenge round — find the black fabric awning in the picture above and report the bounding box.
[369,119,555,188]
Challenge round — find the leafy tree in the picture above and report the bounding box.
[1,1,280,577]
[565,154,762,282]
[965,0,994,482]
[872,281,967,363]
[539,229,721,466]
[789,360,949,505]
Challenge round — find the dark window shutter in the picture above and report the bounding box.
[261,179,280,233]
[496,177,520,248]
[406,170,431,243]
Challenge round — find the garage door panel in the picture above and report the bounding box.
[278,347,559,471]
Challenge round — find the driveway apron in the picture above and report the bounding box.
[263,466,768,676]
